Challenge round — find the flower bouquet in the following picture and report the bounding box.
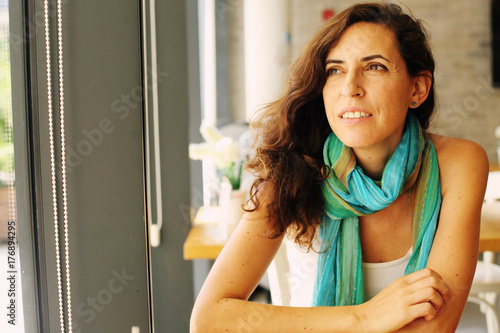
[189,124,243,190]
[189,125,247,237]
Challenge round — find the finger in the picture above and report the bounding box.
[401,268,449,298]
[423,310,437,322]
[408,276,449,302]
[403,268,442,285]
[409,286,445,312]
[407,301,437,322]
[426,288,445,311]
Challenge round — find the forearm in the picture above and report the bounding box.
[393,296,465,333]
[190,297,364,333]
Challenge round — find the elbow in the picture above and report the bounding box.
[189,315,200,333]
[190,300,211,333]
[189,312,201,333]
[189,315,203,333]
[189,307,202,333]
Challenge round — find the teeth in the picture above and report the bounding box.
[341,111,370,119]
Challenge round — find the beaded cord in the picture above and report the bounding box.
[44,0,72,331]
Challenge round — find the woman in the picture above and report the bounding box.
[191,3,489,332]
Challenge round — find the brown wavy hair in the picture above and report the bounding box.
[245,2,436,248]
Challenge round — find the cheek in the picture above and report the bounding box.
[322,90,335,123]
[324,108,340,134]
[322,85,337,110]
[325,112,335,131]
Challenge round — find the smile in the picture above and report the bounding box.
[341,111,371,119]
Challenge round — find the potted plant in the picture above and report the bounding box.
[189,125,247,234]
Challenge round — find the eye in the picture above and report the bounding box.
[368,63,387,71]
[327,67,341,76]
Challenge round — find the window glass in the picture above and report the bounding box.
[0,1,24,332]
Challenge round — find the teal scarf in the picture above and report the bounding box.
[312,113,441,306]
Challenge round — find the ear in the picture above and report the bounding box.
[409,70,432,108]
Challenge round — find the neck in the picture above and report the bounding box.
[352,135,402,180]
[352,149,388,180]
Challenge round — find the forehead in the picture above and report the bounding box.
[327,22,400,60]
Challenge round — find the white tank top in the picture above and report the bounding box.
[283,235,412,306]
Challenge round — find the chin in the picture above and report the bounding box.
[343,140,374,149]
[332,132,375,149]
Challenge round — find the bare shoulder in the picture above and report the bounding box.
[243,181,280,235]
[428,133,489,195]
[428,133,489,170]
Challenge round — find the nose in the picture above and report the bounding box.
[341,72,364,98]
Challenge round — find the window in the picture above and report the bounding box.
[0,1,24,331]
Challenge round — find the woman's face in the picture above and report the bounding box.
[323,22,417,150]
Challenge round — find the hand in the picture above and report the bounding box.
[358,268,449,332]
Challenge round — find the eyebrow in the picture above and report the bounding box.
[325,54,390,66]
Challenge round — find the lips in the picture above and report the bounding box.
[341,111,371,119]
[339,107,373,119]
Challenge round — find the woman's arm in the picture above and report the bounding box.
[190,186,449,333]
[190,190,362,332]
[395,135,489,332]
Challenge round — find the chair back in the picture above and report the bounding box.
[267,240,291,306]
[485,171,500,203]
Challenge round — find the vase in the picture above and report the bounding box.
[218,178,245,239]
[497,146,500,166]
[226,189,245,223]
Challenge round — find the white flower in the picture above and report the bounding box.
[200,124,224,143]
[189,125,240,169]
[495,126,500,140]
[215,137,239,169]
[188,142,213,160]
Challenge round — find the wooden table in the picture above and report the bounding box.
[183,223,227,260]
[184,202,500,260]
[183,207,235,260]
